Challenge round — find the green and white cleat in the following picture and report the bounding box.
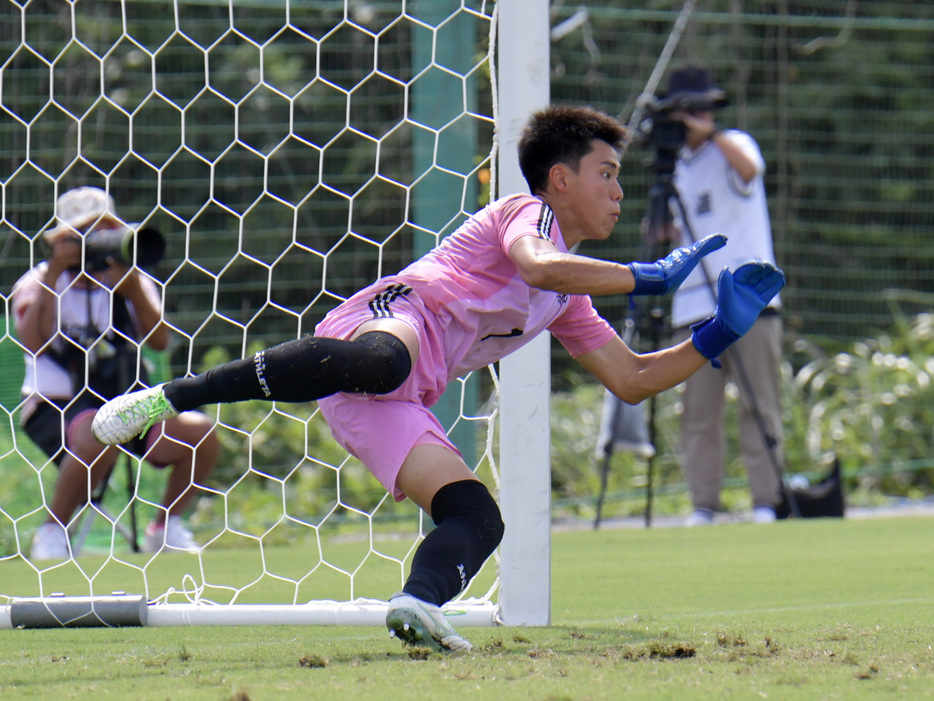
[91,383,178,445]
[386,593,472,653]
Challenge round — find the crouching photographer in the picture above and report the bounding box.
[12,186,218,559]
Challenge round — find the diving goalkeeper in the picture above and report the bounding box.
[92,104,784,653]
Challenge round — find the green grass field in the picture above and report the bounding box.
[1,516,932,700]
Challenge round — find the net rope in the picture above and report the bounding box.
[0,1,501,624]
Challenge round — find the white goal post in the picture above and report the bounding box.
[0,0,552,629]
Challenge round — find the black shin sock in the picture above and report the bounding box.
[163,331,411,411]
[402,479,505,606]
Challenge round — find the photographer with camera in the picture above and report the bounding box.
[12,186,218,559]
[661,63,784,526]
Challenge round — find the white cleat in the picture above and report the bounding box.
[92,384,178,445]
[30,522,72,561]
[385,593,472,653]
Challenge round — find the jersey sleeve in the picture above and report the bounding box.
[547,294,616,358]
[498,195,555,253]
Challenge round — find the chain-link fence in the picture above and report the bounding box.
[550,1,934,358]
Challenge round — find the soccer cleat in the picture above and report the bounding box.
[385,593,472,653]
[143,516,201,554]
[91,384,178,445]
[30,522,71,560]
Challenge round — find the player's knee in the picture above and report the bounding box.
[353,331,412,394]
[431,479,505,558]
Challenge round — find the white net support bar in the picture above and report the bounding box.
[0,597,498,629]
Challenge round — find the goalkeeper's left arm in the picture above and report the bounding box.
[574,260,785,404]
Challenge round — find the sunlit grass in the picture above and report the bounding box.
[0,516,932,700]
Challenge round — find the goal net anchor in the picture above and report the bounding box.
[5,593,148,629]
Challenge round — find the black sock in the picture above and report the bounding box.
[163,331,411,411]
[403,479,505,606]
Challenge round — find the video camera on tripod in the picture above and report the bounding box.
[634,94,725,176]
[631,64,729,178]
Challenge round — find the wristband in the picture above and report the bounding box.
[690,314,740,369]
[627,262,667,296]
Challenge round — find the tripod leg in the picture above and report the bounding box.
[594,449,612,530]
[125,454,140,552]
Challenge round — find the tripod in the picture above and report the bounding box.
[594,173,677,530]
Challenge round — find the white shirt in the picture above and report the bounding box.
[670,128,780,328]
[11,264,157,402]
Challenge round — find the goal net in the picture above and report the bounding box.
[0,0,550,628]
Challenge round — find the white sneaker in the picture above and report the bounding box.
[31,522,71,560]
[143,516,201,554]
[91,384,178,445]
[752,505,777,523]
[386,593,472,652]
[684,509,715,527]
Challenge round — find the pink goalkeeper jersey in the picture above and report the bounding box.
[316,193,616,408]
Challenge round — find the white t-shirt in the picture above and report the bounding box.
[11,264,158,402]
[670,129,780,328]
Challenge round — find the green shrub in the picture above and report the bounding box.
[549,310,934,520]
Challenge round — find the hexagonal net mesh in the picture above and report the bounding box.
[0,1,512,627]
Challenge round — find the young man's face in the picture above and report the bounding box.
[563,139,623,242]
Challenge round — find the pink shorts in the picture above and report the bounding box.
[317,394,460,501]
[315,281,461,502]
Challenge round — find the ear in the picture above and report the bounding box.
[548,162,572,193]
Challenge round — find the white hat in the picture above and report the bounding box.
[55,186,119,231]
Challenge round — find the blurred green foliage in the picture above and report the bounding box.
[549,309,934,521]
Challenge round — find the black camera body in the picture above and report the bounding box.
[638,94,727,177]
[85,224,166,272]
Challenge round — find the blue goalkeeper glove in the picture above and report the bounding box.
[627,233,727,296]
[691,261,785,368]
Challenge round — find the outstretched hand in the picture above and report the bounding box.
[628,233,727,296]
[691,261,785,365]
[716,262,786,336]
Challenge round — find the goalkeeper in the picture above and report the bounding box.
[92,104,784,653]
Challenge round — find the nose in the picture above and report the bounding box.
[613,180,624,201]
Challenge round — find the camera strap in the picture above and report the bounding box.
[44,287,147,400]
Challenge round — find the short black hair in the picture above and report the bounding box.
[518,104,628,194]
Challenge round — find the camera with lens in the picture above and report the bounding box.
[636,94,725,177]
[85,224,166,272]
[636,63,730,178]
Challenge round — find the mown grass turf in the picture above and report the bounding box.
[0,516,932,700]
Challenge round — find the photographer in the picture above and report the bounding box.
[12,186,218,559]
[663,63,784,526]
